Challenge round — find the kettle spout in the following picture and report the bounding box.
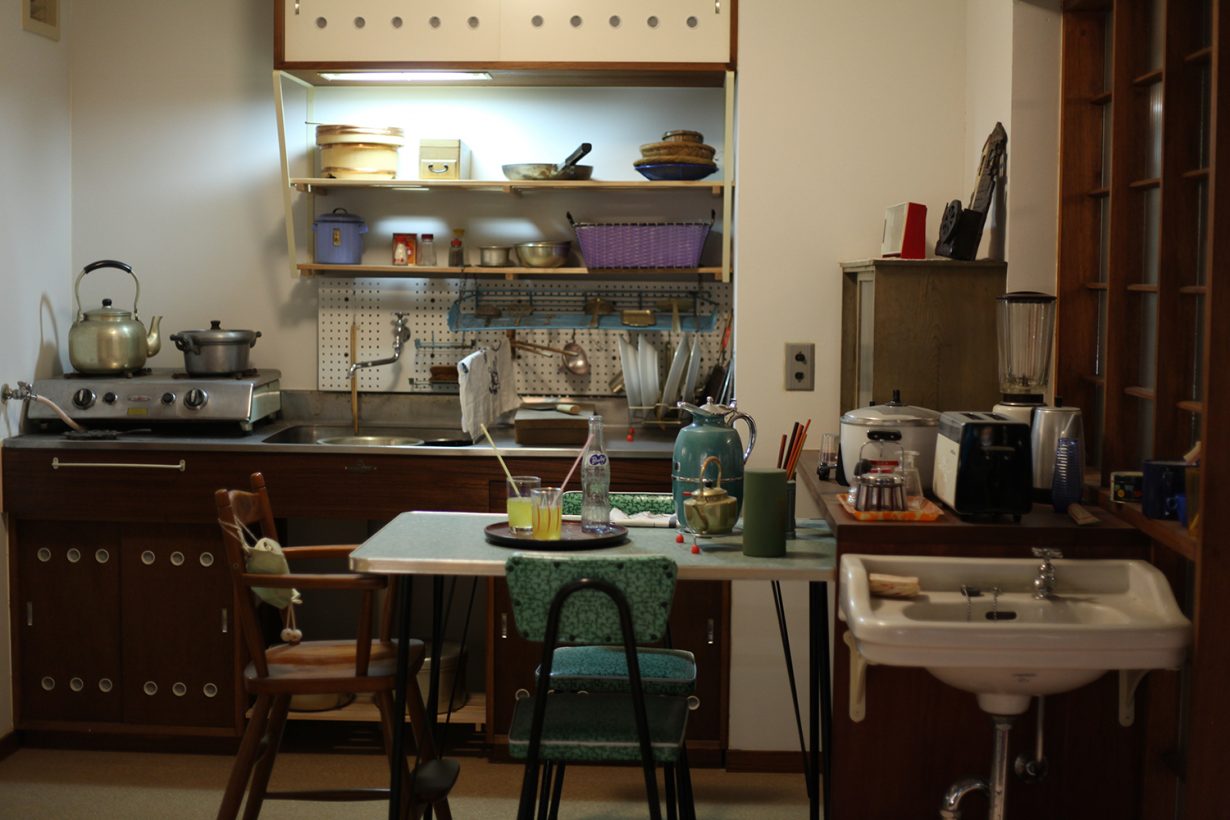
[145,315,162,357]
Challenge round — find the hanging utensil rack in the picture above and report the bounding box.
[448,285,718,333]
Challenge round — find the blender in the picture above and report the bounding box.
[992,292,1057,425]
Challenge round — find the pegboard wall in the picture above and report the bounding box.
[318,278,732,399]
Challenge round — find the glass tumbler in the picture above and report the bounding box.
[531,487,564,541]
[899,450,925,511]
[507,476,540,535]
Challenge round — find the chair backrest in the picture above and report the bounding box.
[215,473,281,677]
[504,554,677,644]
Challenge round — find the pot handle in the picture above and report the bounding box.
[730,410,757,463]
[169,332,199,355]
[74,260,140,321]
[249,330,262,348]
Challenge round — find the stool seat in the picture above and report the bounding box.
[509,692,689,763]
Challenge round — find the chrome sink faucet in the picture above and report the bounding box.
[348,312,411,377]
[1031,548,1063,599]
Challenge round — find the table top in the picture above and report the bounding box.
[350,511,836,582]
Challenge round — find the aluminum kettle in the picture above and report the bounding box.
[1031,403,1084,497]
[672,399,757,523]
[68,260,162,374]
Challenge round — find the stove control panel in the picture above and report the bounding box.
[28,370,281,426]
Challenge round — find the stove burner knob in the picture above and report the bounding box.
[183,388,208,410]
[103,392,118,405]
[72,388,96,410]
[160,392,176,406]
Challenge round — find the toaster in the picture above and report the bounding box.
[932,411,1033,520]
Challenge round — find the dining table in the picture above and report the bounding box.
[350,510,836,820]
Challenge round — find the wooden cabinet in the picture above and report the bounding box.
[839,258,1007,413]
[276,0,735,69]
[800,457,1155,820]
[13,520,233,731]
[4,444,732,756]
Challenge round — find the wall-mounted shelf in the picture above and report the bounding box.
[300,263,723,280]
[291,177,726,196]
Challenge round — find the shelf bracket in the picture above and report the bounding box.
[1118,669,1150,727]
[843,631,874,723]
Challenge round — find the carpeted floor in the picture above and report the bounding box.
[0,746,812,819]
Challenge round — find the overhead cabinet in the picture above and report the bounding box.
[277,0,735,70]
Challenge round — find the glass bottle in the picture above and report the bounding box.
[581,415,611,533]
[1051,437,1083,512]
[448,228,465,266]
[417,233,436,266]
[900,449,925,511]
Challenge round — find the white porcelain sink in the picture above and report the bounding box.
[839,554,1191,715]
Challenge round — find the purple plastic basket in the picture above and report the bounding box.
[569,212,713,269]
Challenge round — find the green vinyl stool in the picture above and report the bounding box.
[505,553,696,820]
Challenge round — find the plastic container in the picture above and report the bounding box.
[418,233,436,266]
[312,208,367,264]
[417,641,468,714]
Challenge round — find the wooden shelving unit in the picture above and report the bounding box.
[298,263,724,280]
[1057,0,1227,815]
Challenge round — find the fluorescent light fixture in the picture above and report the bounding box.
[319,71,493,83]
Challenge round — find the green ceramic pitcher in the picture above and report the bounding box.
[672,400,757,523]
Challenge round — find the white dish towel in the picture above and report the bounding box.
[458,344,521,441]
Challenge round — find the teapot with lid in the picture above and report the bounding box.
[68,259,162,374]
[672,398,757,522]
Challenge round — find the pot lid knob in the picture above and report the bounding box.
[210,320,222,329]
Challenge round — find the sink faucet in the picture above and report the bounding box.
[1031,548,1063,599]
[348,312,411,378]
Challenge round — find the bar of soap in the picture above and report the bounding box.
[869,573,921,599]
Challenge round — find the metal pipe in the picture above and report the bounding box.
[939,778,986,820]
[348,312,410,376]
[987,715,1015,820]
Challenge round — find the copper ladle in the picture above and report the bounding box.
[513,339,590,376]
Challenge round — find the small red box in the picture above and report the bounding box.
[881,202,927,259]
[392,233,417,266]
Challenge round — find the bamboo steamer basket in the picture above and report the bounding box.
[316,125,404,179]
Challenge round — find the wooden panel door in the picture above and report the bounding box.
[280,0,503,64]
[119,525,236,728]
[15,521,122,724]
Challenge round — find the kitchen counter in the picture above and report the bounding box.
[1,418,678,458]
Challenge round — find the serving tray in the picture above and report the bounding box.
[484,521,630,550]
[836,494,944,522]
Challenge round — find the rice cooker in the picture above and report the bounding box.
[839,391,941,492]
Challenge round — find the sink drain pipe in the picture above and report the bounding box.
[939,714,1015,820]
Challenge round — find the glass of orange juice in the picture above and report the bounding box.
[531,487,563,541]
[507,476,540,535]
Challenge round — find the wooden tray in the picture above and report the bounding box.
[836,494,944,522]
[484,521,629,550]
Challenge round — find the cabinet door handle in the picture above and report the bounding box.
[26,602,33,627]
[52,458,186,472]
[221,608,229,634]
[706,618,716,645]
[501,613,509,639]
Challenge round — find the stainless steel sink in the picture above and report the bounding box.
[261,425,472,447]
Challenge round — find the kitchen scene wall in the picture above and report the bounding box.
[727,0,1061,754]
[0,0,74,737]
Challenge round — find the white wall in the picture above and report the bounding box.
[0,0,74,736]
[729,0,970,751]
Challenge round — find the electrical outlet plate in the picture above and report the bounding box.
[785,342,815,391]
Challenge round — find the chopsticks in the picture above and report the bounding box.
[775,418,811,481]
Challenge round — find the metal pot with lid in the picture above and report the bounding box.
[68,260,163,375]
[839,389,940,491]
[170,321,261,375]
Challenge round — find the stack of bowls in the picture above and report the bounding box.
[635,130,718,181]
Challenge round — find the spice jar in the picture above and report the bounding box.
[418,233,437,266]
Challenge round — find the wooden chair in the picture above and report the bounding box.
[214,472,458,820]
[504,553,696,820]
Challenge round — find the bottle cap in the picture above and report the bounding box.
[422,233,434,240]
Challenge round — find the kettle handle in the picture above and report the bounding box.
[730,410,757,463]
[74,260,140,321]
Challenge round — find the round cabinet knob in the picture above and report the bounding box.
[95,549,110,564]
[143,681,158,696]
[183,388,208,410]
[72,388,96,409]
[172,682,187,697]
[160,392,176,406]
[99,678,114,693]
[103,391,118,404]
[36,548,51,563]
[41,676,55,691]
[202,683,219,698]
[66,548,82,563]
[170,552,185,566]
[70,677,84,692]
[199,552,215,568]
[141,551,156,566]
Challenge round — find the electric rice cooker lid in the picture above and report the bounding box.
[314,208,365,224]
[841,392,940,428]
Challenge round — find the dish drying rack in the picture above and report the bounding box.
[447,286,719,333]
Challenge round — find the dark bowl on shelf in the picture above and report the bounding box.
[635,162,718,181]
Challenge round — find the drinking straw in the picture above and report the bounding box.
[480,423,520,496]
[558,433,594,494]
[784,422,801,473]
[786,419,812,480]
[776,433,788,469]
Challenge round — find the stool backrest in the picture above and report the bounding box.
[505,554,677,644]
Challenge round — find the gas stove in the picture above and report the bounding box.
[28,369,282,431]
